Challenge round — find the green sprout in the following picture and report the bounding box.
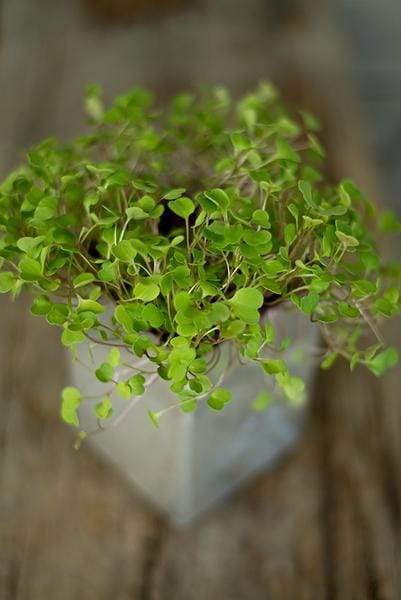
[0,82,400,431]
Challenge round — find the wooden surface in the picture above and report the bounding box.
[81,0,186,25]
[1,1,401,598]
[1,298,400,599]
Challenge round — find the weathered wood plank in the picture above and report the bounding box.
[0,0,400,598]
[152,429,328,600]
[0,297,163,600]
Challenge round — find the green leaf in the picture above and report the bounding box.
[373,298,395,318]
[98,262,116,282]
[114,304,133,330]
[77,298,105,314]
[189,358,207,374]
[95,397,113,420]
[142,304,164,328]
[288,203,299,228]
[207,387,232,411]
[137,195,155,212]
[350,352,360,371]
[148,410,160,428]
[378,211,401,234]
[73,273,95,288]
[171,235,185,246]
[321,352,337,370]
[338,302,359,319]
[339,182,352,207]
[300,110,321,131]
[180,398,198,413]
[194,211,206,227]
[223,320,246,338]
[129,374,146,395]
[19,256,43,281]
[107,347,120,367]
[85,84,104,121]
[252,390,272,411]
[0,272,16,293]
[133,281,160,302]
[95,362,114,383]
[112,240,137,262]
[132,335,152,357]
[33,196,57,221]
[262,358,287,375]
[61,387,81,427]
[209,302,230,323]
[52,228,75,245]
[116,382,132,400]
[171,265,192,288]
[176,321,197,337]
[366,347,398,376]
[279,336,292,352]
[230,132,250,151]
[335,230,359,247]
[126,206,149,220]
[300,292,319,315]
[302,215,323,229]
[46,303,69,325]
[264,320,276,344]
[241,107,257,131]
[61,328,85,347]
[310,276,331,294]
[229,288,264,323]
[352,279,376,298]
[243,229,272,247]
[276,373,305,404]
[168,197,195,219]
[284,223,296,246]
[163,188,186,200]
[252,209,270,228]
[17,236,45,255]
[273,138,300,162]
[30,295,51,315]
[203,188,230,211]
[298,180,315,207]
[384,287,399,305]
[308,133,325,157]
[173,291,193,311]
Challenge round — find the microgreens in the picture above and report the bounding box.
[0,82,400,432]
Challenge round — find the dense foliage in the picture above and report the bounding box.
[0,83,400,430]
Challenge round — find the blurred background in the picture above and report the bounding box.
[1,1,401,598]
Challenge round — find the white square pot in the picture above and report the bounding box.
[72,305,318,524]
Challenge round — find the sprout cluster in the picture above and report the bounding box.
[0,83,400,430]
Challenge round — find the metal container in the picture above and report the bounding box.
[72,304,318,523]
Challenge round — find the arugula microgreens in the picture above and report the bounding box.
[0,82,400,431]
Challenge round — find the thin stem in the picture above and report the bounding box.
[354,301,385,346]
[84,331,131,349]
[102,373,159,431]
[185,218,191,256]
[156,345,236,419]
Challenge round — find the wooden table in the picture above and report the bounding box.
[1,1,400,598]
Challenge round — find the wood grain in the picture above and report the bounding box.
[0,0,400,598]
[81,0,186,25]
[1,296,400,599]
